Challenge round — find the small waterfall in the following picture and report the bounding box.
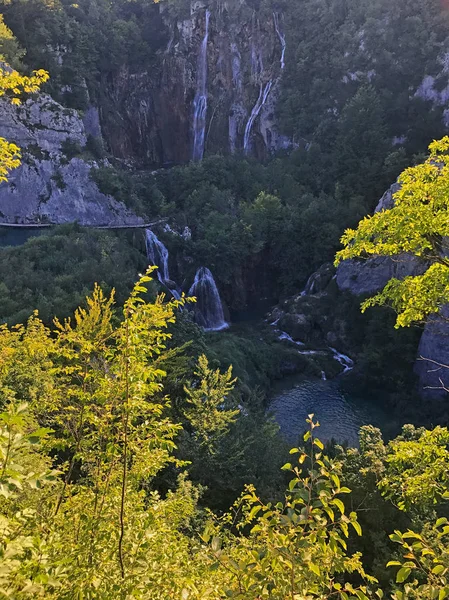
[301,271,321,296]
[192,10,211,162]
[188,267,228,331]
[243,80,273,154]
[145,229,170,283]
[273,12,286,70]
[329,347,354,373]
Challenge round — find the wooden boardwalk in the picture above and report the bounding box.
[0,219,167,230]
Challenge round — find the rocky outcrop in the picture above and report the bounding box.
[336,254,425,296]
[414,311,449,396]
[0,94,141,225]
[336,182,425,296]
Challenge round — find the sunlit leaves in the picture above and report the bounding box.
[335,137,449,327]
[0,65,49,183]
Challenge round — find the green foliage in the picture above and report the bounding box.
[205,416,379,599]
[388,521,449,599]
[0,224,147,325]
[0,14,24,68]
[1,284,449,598]
[379,426,449,513]
[184,355,239,453]
[336,137,449,328]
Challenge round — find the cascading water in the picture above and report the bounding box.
[243,12,286,155]
[329,347,354,373]
[145,229,181,300]
[273,12,286,71]
[243,80,273,154]
[188,267,228,331]
[145,229,170,283]
[301,271,321,296]
[192,10,211,162]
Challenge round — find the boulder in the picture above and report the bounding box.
[278,312,312,341]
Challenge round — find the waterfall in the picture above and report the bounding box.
[329,347,354,374]
[301,271,321,296]
[273,12,286,70]
[145,229,170,283]
[243,80,273,154]
[188,267,228,331]
[243,12,286,155]
[192,10,211,162]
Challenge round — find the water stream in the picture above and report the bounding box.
[192,10,211,161]
[243,81,273,154]
[273,12,286,71]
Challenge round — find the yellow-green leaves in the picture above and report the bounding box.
[184,354,238,453]
[211,417,376,599]
[335,137,449,327]
[0,64,49,183]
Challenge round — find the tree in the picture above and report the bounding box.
[335,137,449,329]
[204,416,380,600]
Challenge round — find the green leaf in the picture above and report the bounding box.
[332,498,345,514]
[432,564,445,575]
[396,567,411,583]
[313,438,324,450]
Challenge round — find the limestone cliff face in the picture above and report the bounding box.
[0,94,141,225]
[99,1,289,166]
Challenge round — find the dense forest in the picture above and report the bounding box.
[1,0,449,597]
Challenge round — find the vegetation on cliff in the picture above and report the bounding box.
[336,136,449,329]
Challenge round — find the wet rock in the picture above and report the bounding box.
[278,312,312,341]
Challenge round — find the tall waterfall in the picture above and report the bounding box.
[192,10,211,162]
[243,12,286,155]
[188,267,228,331]
[273,12,286,71]
[243,81,273,154]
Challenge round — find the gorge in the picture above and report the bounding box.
[3,2,449,595]
[1,0,449,409]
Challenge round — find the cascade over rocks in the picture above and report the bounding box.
[0,94,141,225]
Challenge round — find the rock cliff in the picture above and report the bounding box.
[0,94,141,225]
[98,1,290,166]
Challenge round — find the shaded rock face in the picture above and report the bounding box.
[267,269,349,351]
[99,2,289,166]
[336,254,425,296]
[415,312,449,397]
[0,94,141,225]
[336,181,425,296]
